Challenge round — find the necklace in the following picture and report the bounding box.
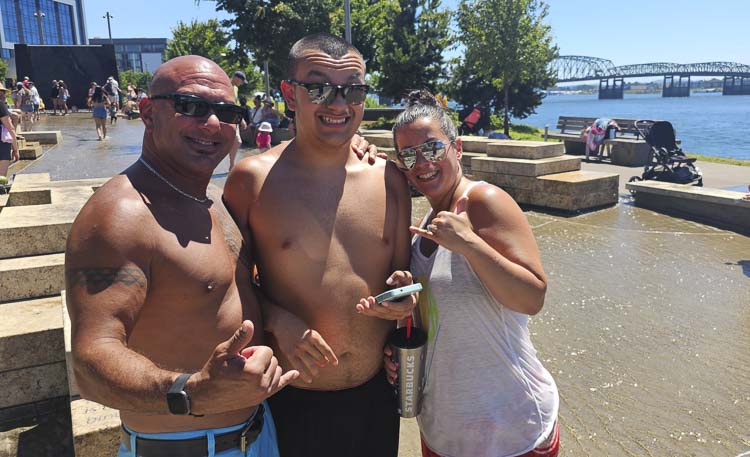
[138,157,210,204]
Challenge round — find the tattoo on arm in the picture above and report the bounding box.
[68,267,146,293]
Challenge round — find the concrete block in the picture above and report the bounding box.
[537,170,619,195]
[0,362,69,409]
[0,253,65,302]
[459,136,495,154]
[627,181,750,235]
[50,186,95,205]
[461,152,485,173]
[0,296,65,372]
[471,155,581,177]
[0,194,7,211]
[18,143,43,160]
[0,204,78,259]
[606,138,651,167]
[471,171,538,191]
[362,133,393,148]
[8,177,104,207]
[10,173,50,186]
[486,140,565,160]
[71,399,121,457]
[20,131,62,145]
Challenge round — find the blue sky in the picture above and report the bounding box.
[85,0,749,66]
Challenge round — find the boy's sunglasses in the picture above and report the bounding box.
[286,80,369,105]
[150,93,245,124]
[396,140,453,171]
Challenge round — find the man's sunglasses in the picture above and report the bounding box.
[396,140,454,171]
[286,80,369,105]
[150,93,245,124]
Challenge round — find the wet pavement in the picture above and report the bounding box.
[15,115,750,456]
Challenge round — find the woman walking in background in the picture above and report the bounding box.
[382,90,559,457]
[57,81,69,115]
[0,82,19,183]
[90,86,110,140]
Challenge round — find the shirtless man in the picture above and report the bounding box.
[65,55,297,457]
[223,34,416,457]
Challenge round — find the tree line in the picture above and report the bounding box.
[167,0,557,136]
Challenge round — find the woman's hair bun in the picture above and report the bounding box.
[405,89,440,108]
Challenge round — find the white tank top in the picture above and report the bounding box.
[412,182,559,457]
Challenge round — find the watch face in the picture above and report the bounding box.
[167,392,190,415]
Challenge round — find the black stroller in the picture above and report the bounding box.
[629,120,702,188]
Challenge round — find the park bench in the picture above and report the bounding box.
[544,116,654,166]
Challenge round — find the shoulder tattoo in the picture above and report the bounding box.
[67,267,146,293]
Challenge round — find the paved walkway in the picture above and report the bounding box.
[13,115,750,456]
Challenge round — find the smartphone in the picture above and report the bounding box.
[374,283,423,304]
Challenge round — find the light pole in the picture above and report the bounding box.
[103,12,114,43]
[33,12,46,45]
[344,0,352,43]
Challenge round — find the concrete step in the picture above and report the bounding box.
[70,398,121,457]
[18,130,61,145]
[0,194,7,211]
[0,296,68,409]
[8,177,104,207]
[459,136,496,154]
[471,155,581,177]
[362,132,393,148]
[0,203,79,259]
[0,253,65,302]
[18,143,43,160]
[10,172,50,186]
[486,140,565,160]
[473,169,619,212]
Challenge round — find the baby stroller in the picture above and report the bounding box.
[629,120,702,189]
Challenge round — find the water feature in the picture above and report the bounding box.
[521,92,750,160]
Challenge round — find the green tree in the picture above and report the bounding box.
[376,0,452,101]
[214,0,396,90]
[451,0,557,136]
[165,19,263,94]
[119,70,152,91]
[0,59,7,82]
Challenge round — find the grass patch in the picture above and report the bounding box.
[685,153,750,167]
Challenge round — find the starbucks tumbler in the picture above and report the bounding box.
[388,326,427,418]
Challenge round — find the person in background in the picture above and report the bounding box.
[382,90,558,457]
[255,121,272,152]
[87,82,97,108]
[58,81,69,115]
[18,83,34,132]
[11,83,23,109]
[743,185,750,201]
[29,82,40,122]
[90,85,111,140]
[0,82,19,181]
[260,99,280,128]
[50,80,60,115]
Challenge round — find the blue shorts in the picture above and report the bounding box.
[92,107,108,119]
[117,402,279,457]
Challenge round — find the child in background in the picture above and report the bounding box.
[256,121,272,152]
[109,102,118,124]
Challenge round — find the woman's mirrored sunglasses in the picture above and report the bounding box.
[286,80,369,105]
[396,140,454,171]
[150,94,245,124]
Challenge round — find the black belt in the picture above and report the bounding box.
[120,404,264,457]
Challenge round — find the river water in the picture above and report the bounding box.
[522,92,750,160]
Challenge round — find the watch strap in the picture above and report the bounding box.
[168,373,192,395]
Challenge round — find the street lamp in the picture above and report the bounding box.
[103,12,114,43]
[33,12,46,45]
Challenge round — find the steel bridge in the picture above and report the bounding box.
[550,56,750,98]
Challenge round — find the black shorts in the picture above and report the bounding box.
[268,369,400,457]
[0,141,11,161]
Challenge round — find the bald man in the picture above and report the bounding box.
[65,55,297,457]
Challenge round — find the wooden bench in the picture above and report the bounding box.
[545,116,655,166]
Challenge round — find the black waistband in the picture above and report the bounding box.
[120,404,264,457]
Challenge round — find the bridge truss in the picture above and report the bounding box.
[552,56,750,82]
